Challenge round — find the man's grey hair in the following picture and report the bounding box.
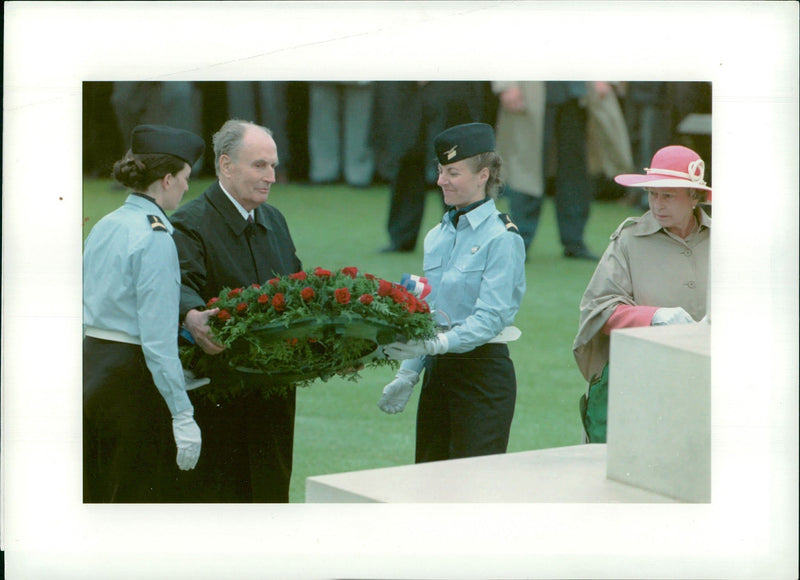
[212,119,273,176]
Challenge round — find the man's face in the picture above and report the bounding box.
[219,127,279,211]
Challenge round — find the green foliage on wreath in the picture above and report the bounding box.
[180,267,436,402]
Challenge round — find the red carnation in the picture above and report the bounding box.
[391,286,409,304]
[289,271,307,281]
[257,294,270,304]
[334,287,351,305]
[287,338,298,347]
[314,267,332,278]
[415,298,430,313]
[377,279,393,297]
[217,309,232,321]
[227,287,243,299]
[250,283,261,289]
[341,267,358,278]
[272,293,286,312]
[268,278,280,287]
[300,287,316,302]
[364,273,376,280]
[236,302,248,314]
[206,296,220,308]
[359,294,374,305]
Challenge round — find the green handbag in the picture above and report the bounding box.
[579,362,609,443]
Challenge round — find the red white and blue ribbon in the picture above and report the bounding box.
[400,273,431,299]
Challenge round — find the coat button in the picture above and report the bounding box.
[687,281,696,289]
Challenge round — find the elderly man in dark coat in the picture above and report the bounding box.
[170,119,302,502]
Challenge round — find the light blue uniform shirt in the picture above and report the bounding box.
[400,198,526,375]
[83,194,191,416]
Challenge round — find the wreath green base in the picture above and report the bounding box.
[181,315,413,403]
[179,268,436,403]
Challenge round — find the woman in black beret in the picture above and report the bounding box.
[83,125,212,502]
[380,123,527,463]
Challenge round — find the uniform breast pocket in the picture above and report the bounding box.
[452,259,485,306]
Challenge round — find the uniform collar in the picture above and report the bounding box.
[446,197,495,229]
[127,193,172,232]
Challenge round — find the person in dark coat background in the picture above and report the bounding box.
[170,119,303,502]
[544,81,598,260]
[374,81,487,253]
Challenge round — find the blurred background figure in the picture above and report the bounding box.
[543,81,598,260]
[84,80,711,211]
[225,81,291,183]
[494,81,603,261]
[492,80,546,260]
[110,82,204,175]
[307,81,376,187]
[586,81,634,202]
[374,81,487,253]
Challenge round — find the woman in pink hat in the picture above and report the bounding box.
[572,145,712,442]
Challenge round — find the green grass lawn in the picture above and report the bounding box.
[83,178,636,502]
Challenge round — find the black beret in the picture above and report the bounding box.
[434,123,495,165]
[131,124,205,166]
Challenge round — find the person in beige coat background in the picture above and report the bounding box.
[494,81,620,261]
[573,144,712,442]
[492,81,546,257]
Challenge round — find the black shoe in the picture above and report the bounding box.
[563,247,598,261]
[379,245,414,254]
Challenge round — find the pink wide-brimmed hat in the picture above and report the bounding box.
[615,145,712,199]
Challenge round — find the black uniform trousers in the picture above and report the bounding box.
[415,343,517,463]
[83,337,176,503]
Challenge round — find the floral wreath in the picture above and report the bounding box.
[180,267,437,401]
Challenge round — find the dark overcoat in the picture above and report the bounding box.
[170,181,302,502]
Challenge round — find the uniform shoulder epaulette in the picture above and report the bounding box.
[147,215,169,232]
[498,213,521,236]
[610,216,639,240]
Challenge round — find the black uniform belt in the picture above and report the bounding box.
[437,342,509,359]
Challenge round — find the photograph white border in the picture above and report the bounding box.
[3,2,798,578]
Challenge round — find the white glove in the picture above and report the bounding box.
[183,368,210,391]
[378,368,420,414]
[382,334,449,360]
[652,307,695,326]
[172,409,201,470]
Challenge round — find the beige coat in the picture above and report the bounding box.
[586,84,635,178]
[573,209,711,382]
[492,81,547,197]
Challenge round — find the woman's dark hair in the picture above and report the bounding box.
[112,150,187,192]
[465,151,504,198]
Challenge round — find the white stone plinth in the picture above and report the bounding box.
[306,444,676,503]
[606,323,711,502]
